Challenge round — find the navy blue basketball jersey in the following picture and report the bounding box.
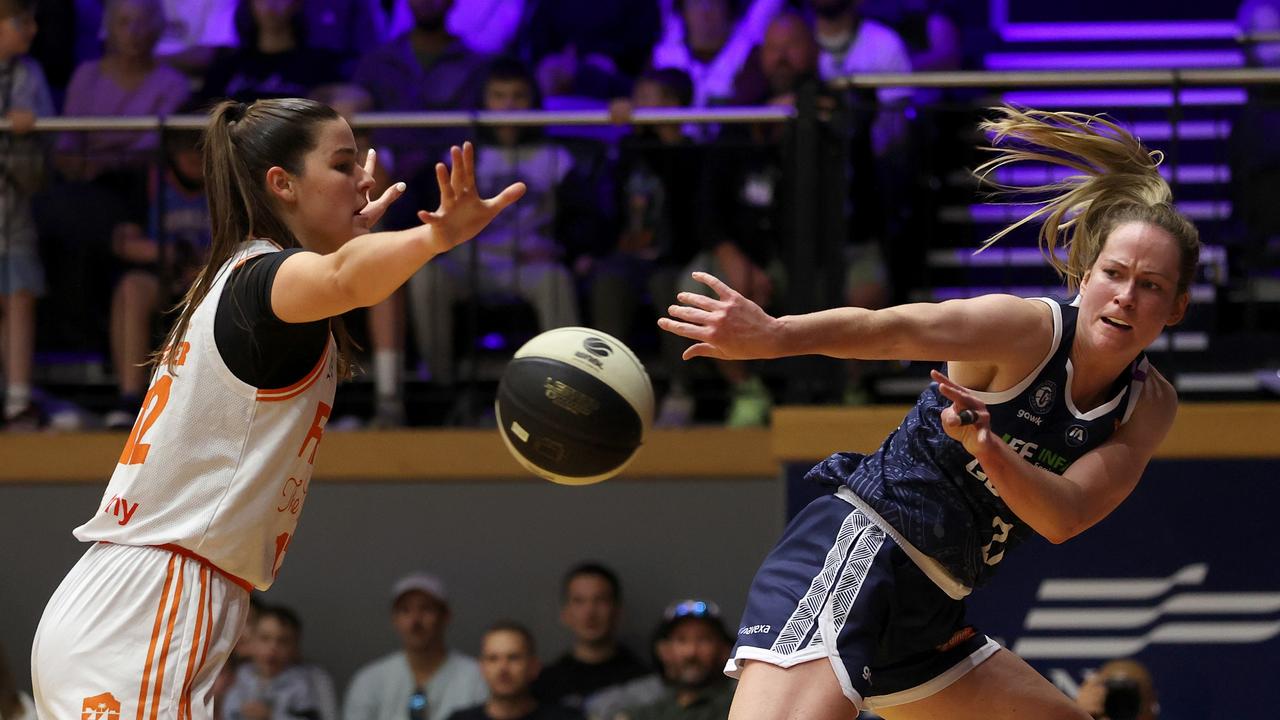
[807,297,1150,592]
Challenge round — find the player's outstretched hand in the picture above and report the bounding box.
[932,369,997,457]
[353,147,405,234]
[418,142,526,254]
[658,271,781,361]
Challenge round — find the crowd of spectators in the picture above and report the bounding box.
[0,561,1164,720]
[0,0,978,432]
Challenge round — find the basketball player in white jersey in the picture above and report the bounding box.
[30,98,525,720]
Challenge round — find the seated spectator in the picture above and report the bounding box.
[213,595,265,719]
[221,604,339,720]
[344,572,487,720]
[533,564,649,710]
[352,0,490,182]
[651,0,785,109]
[676,19,834,425]
[516,0,661,106]
[1075,658,1159,720]
[0,640,35,719]
[104,117,211,428]
[448,622,582,720]
[616,599,734,720]
[0,0,54,431]
[299,0,383,73]
[199,0,346,103]
[807,0,910,157]
[154,0,238,77]
[56,0,189,222]
[406,57,581,387]
[310,82,407,428]
[741,10,889,405]
[375,0,525,55]
[584,68,707,426]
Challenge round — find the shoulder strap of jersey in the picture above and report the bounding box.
[1120,354,1151,424]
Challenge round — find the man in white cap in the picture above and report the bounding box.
[344,572,488,720]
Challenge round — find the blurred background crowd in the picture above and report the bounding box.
[0,0,1276,433]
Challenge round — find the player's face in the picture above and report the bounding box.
[1077,221,1188,358]
[282,118,375,254]
[478,630,539,700]
[392,591,448,652]
[252,617,298,678]
[657,620,729,689]
[560,575,619,645]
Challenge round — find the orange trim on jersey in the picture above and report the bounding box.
[136,554,177,720]
[256,342,330,402]
[197,571,214,671]
[157,543,255,593]
[177,565,209,720]
[150,557,187,720]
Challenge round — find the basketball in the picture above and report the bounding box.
[496,327,655,485]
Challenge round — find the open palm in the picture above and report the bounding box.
[418,142,527,254]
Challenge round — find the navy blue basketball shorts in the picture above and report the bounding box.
[726,490,1000,710]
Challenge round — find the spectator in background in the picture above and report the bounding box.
[0,641,35,719]
[352,0,490,182]
[222,604,339,720]
[894,0,961,73]
[344,572,487,720]
[154,0,237,76]
[742,11,888,404]
[310,81,408,428]
[376,0,525,55]
[301,0,384,73]
[589,68,708,426]
[534,564,649,711]
[874,0,964,310]
[516,0,661,106]
[449,622,582,720]
[103,115,210,428]
[214,595,265,720]
[808,0,911,156]
[199,0,345,104]
[1075,659,1159,720]
[405,57,580,388]
[56,0,189,222]
[651,0,786,108]
[0,0,54,431]
[671,13,842,427]
[616,600,734,720]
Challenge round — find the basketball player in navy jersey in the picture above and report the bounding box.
[659,107,1198,719]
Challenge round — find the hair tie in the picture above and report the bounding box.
[226,101,248,123]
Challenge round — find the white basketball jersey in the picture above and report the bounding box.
[75,240,337,590]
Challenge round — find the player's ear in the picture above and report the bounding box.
[266,166,295,203]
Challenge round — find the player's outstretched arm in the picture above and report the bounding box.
[658,271,1049,365]
[270,142,526,323]
[935,368,1178,544]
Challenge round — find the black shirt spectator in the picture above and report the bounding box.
[533,646,650,709]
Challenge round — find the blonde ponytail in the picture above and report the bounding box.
[974,106,1199,294]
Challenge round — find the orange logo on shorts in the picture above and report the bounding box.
[82,692,121,720]
[936,626,977,653]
